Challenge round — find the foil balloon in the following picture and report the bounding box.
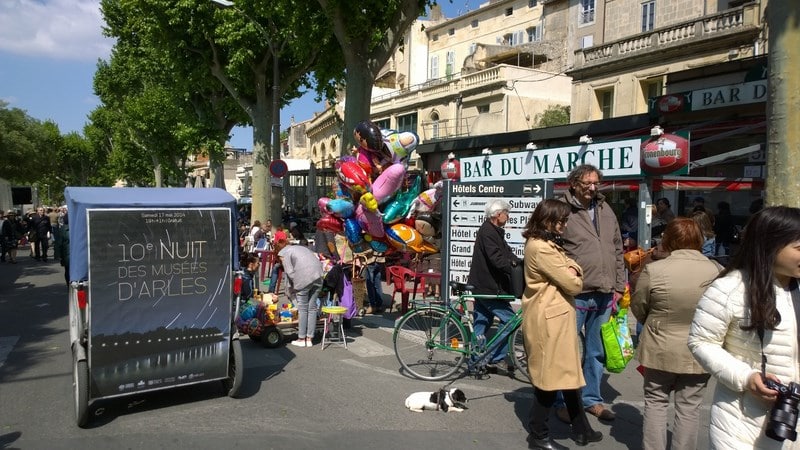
[326,198,355,218]
[343,217,363,244]
[382,175,421,224]
[364,234,390,253]
[371,163,406,204]
[316,213,344,233]
[355,204,385,238]
[317,197,331,212]
[386,223,423,252]
[407,180,444,218]
[414,214,439,238]
[336,160,371,195]
[358,192,379,212]
[354,120,393,175]
[382,129,418,163]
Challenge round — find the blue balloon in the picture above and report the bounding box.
[369,240,389,252]
[327,198,355,218]
[344,217,363,244]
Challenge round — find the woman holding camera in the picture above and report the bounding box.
[688,206,800,448]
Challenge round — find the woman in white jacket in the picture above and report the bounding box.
[688,206,800,449]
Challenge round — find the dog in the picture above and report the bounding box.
[404,387,467,412]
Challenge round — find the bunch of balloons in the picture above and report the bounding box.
[315,120,445,256]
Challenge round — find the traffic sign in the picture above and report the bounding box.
[269,159,288,177]
[440,179,552,287]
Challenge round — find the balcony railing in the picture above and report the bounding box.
[573,2,760,72]
[371,65,506,108]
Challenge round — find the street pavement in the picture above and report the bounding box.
[0,250,714,449]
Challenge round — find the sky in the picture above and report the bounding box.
[0,0,485,151]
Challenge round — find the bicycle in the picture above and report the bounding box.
[393,280,530,382]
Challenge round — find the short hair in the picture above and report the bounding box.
[566,164,602,187]
[485,199,511,218]
[656,197,671,208]
[242,254,259,266]
[661,217,704,252]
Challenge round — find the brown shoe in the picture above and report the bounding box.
[585,404,615,421]
[365,306,374,315]
[555,407,571,424]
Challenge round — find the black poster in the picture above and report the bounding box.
[87,208,232,398]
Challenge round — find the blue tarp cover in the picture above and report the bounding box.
[65,187,239,282]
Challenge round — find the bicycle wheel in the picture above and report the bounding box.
[510,326,530,382]
[393,308,466,381]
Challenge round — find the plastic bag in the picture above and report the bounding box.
[340,272,358,319]
[601,307,634,373]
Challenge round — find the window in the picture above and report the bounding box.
[432,33,439,42]
[477,104,490,114]
[527,26,542,42]
[397,113,418,133]
[505,7,513,16]
[596,88,614,119]
[503,33,512,45]
[580,0,595,24]
[642,1,656,32]
[641,77,664,111]
[430,112,440,140]
[448,28,455,36]
[529,0,538,7]
[471,19,479,28]
[446,51,455,79]
[469,43,477,54]
[374,119,390,130]
[429,55,439,80]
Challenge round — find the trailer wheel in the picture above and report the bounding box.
[74,358,90,427]
[223,339,243,398]
[260,326,282,348]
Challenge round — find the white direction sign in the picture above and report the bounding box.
[444,180,551,283]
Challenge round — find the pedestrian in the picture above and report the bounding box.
[30,207,52,262]
[521,199,603,449]
[56,212,70,285]
[0,209,19,264]
[688,206,800,449]
[272,238,323,348]
[713,201,737,257]
[0,210,8,262]
[239,254,260,301]
[651,198,675,238]
[555,164,624,423]
[467,198,520,373]
[620,197,638,237]
[631,218,722,450]
[362,249,385,314]
[690,210,716,257]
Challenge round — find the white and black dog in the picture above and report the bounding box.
[404,387,468,412]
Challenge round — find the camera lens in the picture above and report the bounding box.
[766,383,800,442]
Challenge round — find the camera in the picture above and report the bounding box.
[764,379,800,442]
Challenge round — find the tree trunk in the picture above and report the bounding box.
[250,108,273,224]
[766,0,800,207]
[340,59,375,156]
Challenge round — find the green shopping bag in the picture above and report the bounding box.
[601,307,634,373]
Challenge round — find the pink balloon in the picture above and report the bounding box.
[355,204,385,238]
[371,163,406,204]
[318,197,331,212]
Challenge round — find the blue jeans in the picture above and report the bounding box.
[295,279,322,339]
[365,263,383,309]
[268,263,282,293]
[472,299,515,364]
[557,291,614,408]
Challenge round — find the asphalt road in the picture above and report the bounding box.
[0,251,713,449]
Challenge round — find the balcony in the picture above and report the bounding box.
[569,2,761,79]
[371,65,507,111]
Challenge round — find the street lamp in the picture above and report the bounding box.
[211,0,282,221]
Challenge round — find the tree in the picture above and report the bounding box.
[535,105,570,128]
[0,101,55,183]
[766,0,800,207]
[316,0,433,153]
[101,0,339,222]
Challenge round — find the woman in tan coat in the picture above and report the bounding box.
[521,199,602,449]
[631,218,722,449]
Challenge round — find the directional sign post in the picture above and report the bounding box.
[439,179,553,298]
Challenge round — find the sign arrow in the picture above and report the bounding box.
[453,199,461,207]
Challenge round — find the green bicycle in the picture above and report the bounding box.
[393,281,530,381]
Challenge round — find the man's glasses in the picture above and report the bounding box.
[578,181,601,188]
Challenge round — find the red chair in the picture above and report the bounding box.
[387,265,422,314]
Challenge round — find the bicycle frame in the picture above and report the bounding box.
[408,292,521,375]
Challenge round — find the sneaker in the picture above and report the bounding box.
[290,339,307,347]
[585,404,615,421]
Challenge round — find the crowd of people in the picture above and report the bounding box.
[468,163,797,450]
[0,206,69,265]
